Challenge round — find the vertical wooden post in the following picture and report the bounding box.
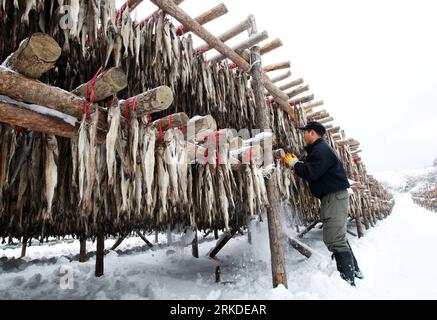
[167,226,173,246]
[247,218,253,244]
[95,233,105,277]
[79,237,87,262]
[192,230,199,258]
[214,229,219,240]
[20,237,27,258]
[155,230,159,243]
[248,16,288,288]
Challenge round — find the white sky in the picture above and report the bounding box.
[117,0,437,172]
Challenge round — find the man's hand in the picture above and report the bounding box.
[281,153,299,168]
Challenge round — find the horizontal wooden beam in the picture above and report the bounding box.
[195,17,252,53]
[269,71,292,84]
[71,67,127,102]
[210,31,268,63]
[263,61,290,73]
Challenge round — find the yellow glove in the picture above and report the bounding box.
[282,153,299,168]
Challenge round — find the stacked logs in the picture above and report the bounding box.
[412,188,437,212]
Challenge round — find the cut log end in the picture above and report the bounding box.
[29,33,62,63]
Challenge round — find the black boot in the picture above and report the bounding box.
[333,251,356,286]
[347,242,364,279]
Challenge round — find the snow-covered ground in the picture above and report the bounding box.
[1,193,437,300]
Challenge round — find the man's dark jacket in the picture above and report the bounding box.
[294,138,350,199]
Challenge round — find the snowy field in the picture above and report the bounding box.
[1,193,437,300]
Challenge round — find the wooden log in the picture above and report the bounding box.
[185,115,217,141]
[260,38,283,56]
[0,66,108,130]
[192,3,228,28]
[0,102,106,143]
[95,233,105,277]
[240,38,283,61]
[248,16,288,288]
[79,237,86,262]
[176,3,228,36]
[118,86,173,118]
[307,109,328,119]
[152,112,189,132]
[2,33,61,79]
[263,61,290,73]
[327,126,341,134]
[319,117,334,124]
[230,144,263,163]
[111,235,126,251]
[286,84,309,99]
[71,67,127,102]
[195,17,252,53]
[136,231,154,248]
[279,78,304,92]
[287,236,312,258]
[209,229,237,258]
[289,94,314,106]
[192,230,199,258]
[229,137,244,151]
[297,220,320,238]
[149,1,293,116]
[270,71,292,84]
[20,237,27,258]
[303,100,324,112]
[210,31,269,63]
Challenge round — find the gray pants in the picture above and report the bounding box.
[320,189,350,253]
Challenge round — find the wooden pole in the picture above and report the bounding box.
[270,71,292,84]
[111,235,126,251]
[148,1,293,116]
[2,33,61,79]
[0,66,107,130]
[151,112,189,132]
[285,84,309,99]
[20,237,27,258]
[195,17,252,53]
[95,233,105,277]
[210,31,269,63]
[192,230,199,258]
[297,220,320,238]
[288,94,314,106]
[191,3,228,28]
[71,67,127,102]
[278,78,304,92]
[287,236,312,258]
[248,16,288,288]
[209,229,237,258]
[79,237,87,262]
[136,230,154,247]
[260,38,283,56]
[263,61,290,73]
[118,86,174,117]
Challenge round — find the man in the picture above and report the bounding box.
[282,121,363,286]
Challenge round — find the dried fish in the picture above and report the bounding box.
[42,135,58,222]
[106,104,120,186]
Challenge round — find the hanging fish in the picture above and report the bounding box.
[141,126,156,210]
[156,143,169,222]
[21,0,36,25]
[106,104,120,186]
[42,135,58,222]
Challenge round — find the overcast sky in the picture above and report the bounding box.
[117,0,437,172]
